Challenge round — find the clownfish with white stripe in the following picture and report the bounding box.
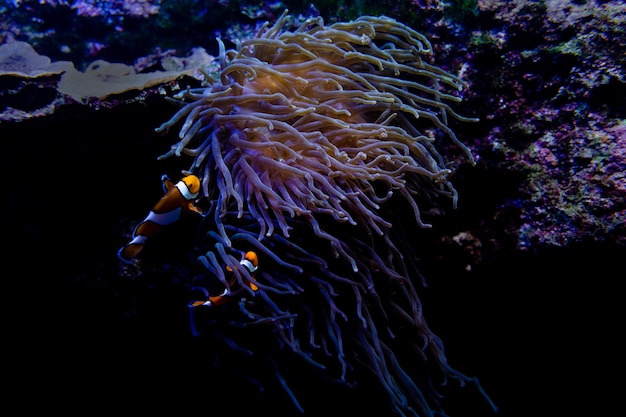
[118,174,204,263]
[189,251,260,307]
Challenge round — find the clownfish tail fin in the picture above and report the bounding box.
[118,235,147,263]
[118,245,139,263]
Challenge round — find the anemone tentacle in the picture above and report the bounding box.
[159,10,493,417]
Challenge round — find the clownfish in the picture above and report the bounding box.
[190,251,259,307]
[118,174,203,263]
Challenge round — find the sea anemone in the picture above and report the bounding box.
[154,10,493,417]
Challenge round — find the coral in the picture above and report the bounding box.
[0,40,213,120]
[0,41,74,77]
[58,57,195,102]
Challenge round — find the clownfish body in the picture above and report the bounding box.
[190,251,259,307]
[118,174,203,263]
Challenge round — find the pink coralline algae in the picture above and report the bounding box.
[49,0,161,18]
[518,116,626,248]
[463,0,626,250]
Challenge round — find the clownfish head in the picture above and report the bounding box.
[176,174,201,200]
[182,174,201,194]
[241,251,259,273]
[226,251,259,274]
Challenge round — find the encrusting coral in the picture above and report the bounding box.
[153,10,494,417]
[0,40,219,122]
[0,41,74,77]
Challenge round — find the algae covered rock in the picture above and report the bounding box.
[0,41,75,77]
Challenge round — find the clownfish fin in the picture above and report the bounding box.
[189,288,231,308]
[189,300,211,307]
[118,234,148,263]
[118,223,153,263]
[187,201,204,215]
[162,175,176,192]
[118,243,142,263]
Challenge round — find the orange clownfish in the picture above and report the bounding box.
[118,174,203,263]
[190,251,259,307]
